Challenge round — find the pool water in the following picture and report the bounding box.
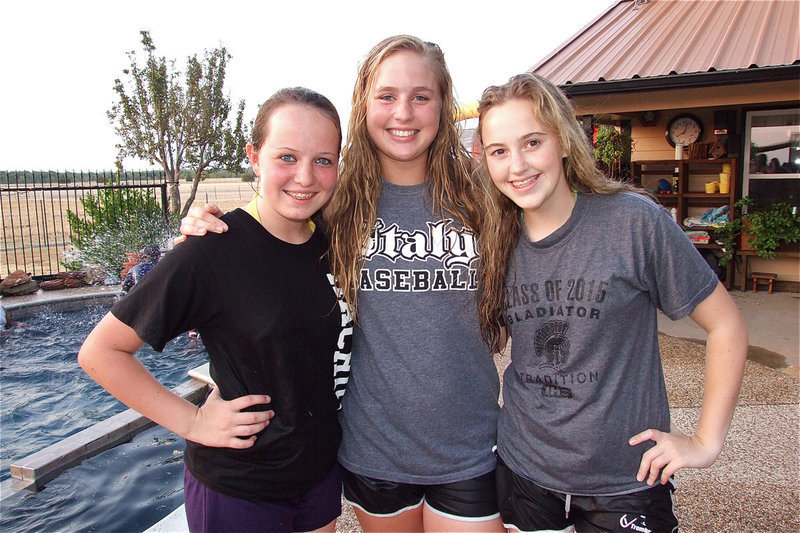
[0,304,207,532]
[2,425,186,532]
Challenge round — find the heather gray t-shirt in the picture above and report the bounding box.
[498,192,717,495]
[337,179,501,484]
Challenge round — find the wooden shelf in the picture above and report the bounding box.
[633,158,737,289]
[653,194,679,202]
[683,193,731,199]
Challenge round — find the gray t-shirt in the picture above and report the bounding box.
[498,192,717,495]
[337,179,501,484]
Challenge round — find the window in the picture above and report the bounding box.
[743,108,800,209]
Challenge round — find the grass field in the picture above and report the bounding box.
[1,179,257,278]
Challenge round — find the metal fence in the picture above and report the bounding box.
[1,170,168,279]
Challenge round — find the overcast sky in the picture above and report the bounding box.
[0,0,610,170]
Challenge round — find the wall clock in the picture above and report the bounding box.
[665,113,703,147]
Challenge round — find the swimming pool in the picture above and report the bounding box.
[0,304,208,532]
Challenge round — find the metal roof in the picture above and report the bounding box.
[529,0,800,92]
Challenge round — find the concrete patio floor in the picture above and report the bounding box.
[658,289,800,377]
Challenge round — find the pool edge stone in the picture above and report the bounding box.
[6,379,209,493]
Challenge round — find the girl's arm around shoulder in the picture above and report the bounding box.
[629,282,747,485]
[78,313,274,449]
[174,203,228,245]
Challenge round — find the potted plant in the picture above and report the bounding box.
[593,124,634,181]
[717,197,800,266]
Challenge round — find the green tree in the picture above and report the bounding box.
[108,31,248,217]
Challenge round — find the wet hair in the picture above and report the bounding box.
[474,73,641,352]
[251,87,342,153]
[327,35,481,322]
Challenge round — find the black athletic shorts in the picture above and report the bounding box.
[496,454,679,532]
[342,466,500,521]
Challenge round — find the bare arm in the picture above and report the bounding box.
[78,313,273,448]
[629,282,747,484]
[175,196,337,244]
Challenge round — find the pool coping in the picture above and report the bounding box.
[1,285,122,320]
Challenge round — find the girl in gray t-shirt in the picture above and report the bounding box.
[474,73,747,532]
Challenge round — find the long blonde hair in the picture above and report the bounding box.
[328,35,481,322]
[475,73,640,352]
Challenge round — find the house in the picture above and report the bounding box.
[529,0,800,290]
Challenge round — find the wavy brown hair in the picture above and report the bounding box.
[328,35,481,322]
[475,73,641,352]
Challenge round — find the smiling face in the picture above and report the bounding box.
[247,104,339,243]
[481,98,574,226]
[366,50,441,184]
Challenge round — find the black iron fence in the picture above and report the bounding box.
[1,170,168,279]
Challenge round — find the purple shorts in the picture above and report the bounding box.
[183,463,342,532]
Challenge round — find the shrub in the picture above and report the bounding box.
[63,184,176,279]
[717,197,800,266]
[593,125,634,181]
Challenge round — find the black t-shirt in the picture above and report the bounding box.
[112,208,352,502]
